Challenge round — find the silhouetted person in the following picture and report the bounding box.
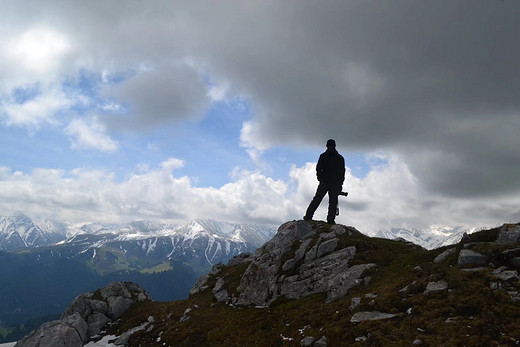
[304,139,345,224]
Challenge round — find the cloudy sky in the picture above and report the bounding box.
[1,0,520,233]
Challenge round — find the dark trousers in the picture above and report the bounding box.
[305,183,342,223]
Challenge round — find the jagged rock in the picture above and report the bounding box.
[282,239,312,271]
[458,249,488,266]
[316,237,338,258]
[16,281,151,347]
[424,280,448,295]
[227,221,373,306]
[188,221,375,308]
[190,262,227,297]
[350,311,397,323]
[496,224,520,244]
[433,248,457,263]
[16,313,87,347]
[212,277,229,302]
[189,274,210,296]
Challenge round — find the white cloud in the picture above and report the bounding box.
[160,158,185,172]
[8,27,71,74]
[0,160,290,225]
[1,156,519,232]
[1,88,70,130]
[65,117,118,152]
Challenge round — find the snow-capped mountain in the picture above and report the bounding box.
[369,225,477,249]
[0,213,477,253]
[0,213,70,250]
[57,219,276,272]
[0,215,278,267]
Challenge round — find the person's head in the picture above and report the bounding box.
[326,139,336,149]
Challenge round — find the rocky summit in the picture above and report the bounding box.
[14,221,520,346]
[191,220,375,305]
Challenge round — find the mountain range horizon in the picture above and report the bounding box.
[0,212,478,251]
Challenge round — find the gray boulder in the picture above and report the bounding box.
[16,281,151,347]
[434,248,457,264]
[350,311,397,323]
[458,249,488,266]
[494,270,520,282]
[424,280,448,295]
[16,313,87,347]
[300,336,315,346]
[496,224,520,244]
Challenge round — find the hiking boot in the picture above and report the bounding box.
[303,216,312,221]
[327,220,336,225]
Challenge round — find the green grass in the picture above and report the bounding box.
[140,261,174,274]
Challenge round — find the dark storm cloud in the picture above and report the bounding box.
[193,0,520,198]
[102,64,211,129]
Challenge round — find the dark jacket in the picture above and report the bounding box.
[316,148,345,186]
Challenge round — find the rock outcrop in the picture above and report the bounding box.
[16,281,151,347]
[191,220,375,306]
[458,249,488,266]
[496,224,520,244]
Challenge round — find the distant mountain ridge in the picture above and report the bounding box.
[0,214,277,253]
[0,214,476,252]
[0,213,69,250]
[369,225,476,249]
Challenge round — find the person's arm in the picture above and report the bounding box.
[316,154,324,182]
[341,156,346,184]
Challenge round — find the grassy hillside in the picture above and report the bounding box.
[106,223,520,346]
